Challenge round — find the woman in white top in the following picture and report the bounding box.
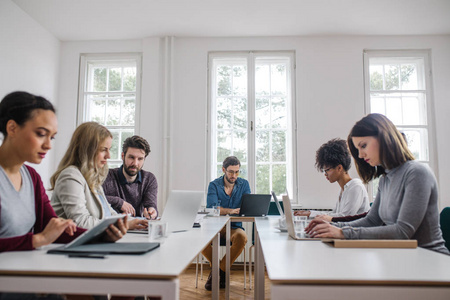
[295,138,369,219]
[50,122,146,230]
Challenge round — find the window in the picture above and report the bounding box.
[364,50,435,199]
[78,53,142,167]
[208,52,296,197]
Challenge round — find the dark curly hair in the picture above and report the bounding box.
[315,138,351,172]
[122,135,151,157]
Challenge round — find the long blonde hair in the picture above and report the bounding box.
[50,122,112,192]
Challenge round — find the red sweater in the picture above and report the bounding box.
[0,165,86,252]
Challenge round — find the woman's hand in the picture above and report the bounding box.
[294,210,311,217]
[32,218,77,248]
[315,214,333,222]
[306,219,345,239]
[128,218,148,230]
[103,215,129,242]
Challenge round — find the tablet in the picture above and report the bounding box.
[63,215,126,249]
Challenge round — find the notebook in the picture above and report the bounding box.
[160,190,204,232]
[283,195,320,240]
[47,215,160,255]
[231,194,271,217]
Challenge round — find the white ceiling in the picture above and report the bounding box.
[12,0,450,41]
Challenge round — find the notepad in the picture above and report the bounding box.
[322,239,418,248]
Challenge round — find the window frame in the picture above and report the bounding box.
[207,51,298,200]
[78,53,142,167]
[363,49,438,200]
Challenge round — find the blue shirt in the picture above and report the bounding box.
[207,176,251,229]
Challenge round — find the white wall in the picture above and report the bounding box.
[56,35,450,210]
[0,0,60,185]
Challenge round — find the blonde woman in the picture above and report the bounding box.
[50,122,146,230]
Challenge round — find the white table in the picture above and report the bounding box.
[254,217,450,300]
[0,216,229,300]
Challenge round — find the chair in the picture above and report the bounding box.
[440,207,450,251]
[248,200,284,289]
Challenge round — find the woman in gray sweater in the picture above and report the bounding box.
[306,113,449,254]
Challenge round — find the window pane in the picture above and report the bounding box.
[108,68,122,91]
[271,97,287,128]
[255,65,270,96]
[256,164,270,194]
[217,98,232,129]
[385,64,399,90]
[217,131,231,162]
[369,65,383,91]
[272,164,286,195]
[106,96,121,126]
[272,131,286,162]
[123,67,136,92]
[402,96,420,125]
[217,65,232,96]
[239,164,248,180]
[232,65,247,96]
[233,131,247,162]
[90,67,107,92]
[401,128,428,161]
[120,130,134,150]
[122,96,136,126]
[271,63,287,96]
[370,96,385,114]
[400,64,418,90]
[233,97,247,129]
[256,130,269,162]
[109,130,120,160]
[256,97,270,129]
[385,96,402,125]
[87,95,106,124]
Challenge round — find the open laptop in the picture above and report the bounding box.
[282,195,319,240]
[48,215,160,255]
[160,190,204,232]
[271,191,284,218]
[231,194,271,217]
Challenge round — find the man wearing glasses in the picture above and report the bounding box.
[202,156,251,291]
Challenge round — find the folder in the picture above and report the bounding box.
[322,239,418,248]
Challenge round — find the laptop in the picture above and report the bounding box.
[160,190,204,232]
[271,191,285,218]
[232,194,271,217]
[48,215,160,255]
[282,195,320,241]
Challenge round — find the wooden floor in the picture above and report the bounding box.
[179,264,271,299]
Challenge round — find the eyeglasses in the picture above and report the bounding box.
[321,167,334,174]
[225,170,240,175]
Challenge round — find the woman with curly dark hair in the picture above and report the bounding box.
[295,138,369,219]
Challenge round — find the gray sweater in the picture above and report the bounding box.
[337,160,449,254]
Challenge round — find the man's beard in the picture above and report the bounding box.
[224,174,236,184]
[124,164,140,177]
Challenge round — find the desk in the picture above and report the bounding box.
[254,217,450,300]
[0,216,229,300]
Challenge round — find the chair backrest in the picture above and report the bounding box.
[440,207,450,251]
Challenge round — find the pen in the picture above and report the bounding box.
[68,254,106,259]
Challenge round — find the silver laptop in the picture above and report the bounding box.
[282,195,319,241]
[160,190,204,232]
[271,191,284,218]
